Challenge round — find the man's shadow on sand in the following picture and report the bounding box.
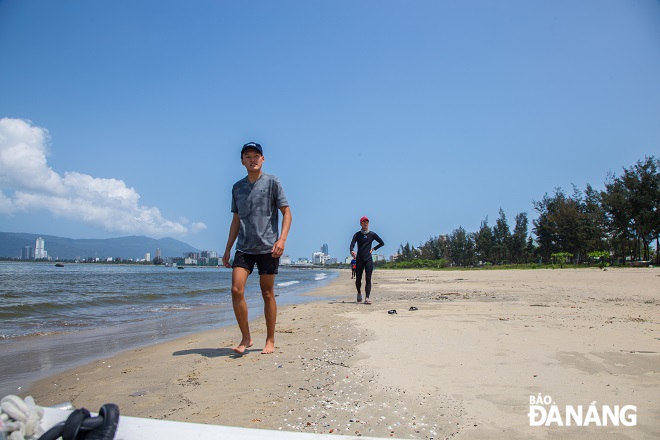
[172,347,258,358]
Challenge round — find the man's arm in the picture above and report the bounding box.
[222,212,240,267]
[349,232,358,258]
[272,205,291,258]
[372,233,385,252]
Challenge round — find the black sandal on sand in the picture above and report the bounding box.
[388,309,397,314]
[409,306,418,311]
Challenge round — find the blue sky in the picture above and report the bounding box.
[1,0,659,261]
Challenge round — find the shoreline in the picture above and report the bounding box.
[25,267,659,439]
[1,268,339,398]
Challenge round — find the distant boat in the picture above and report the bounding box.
[55,263,64,267]
[177,266,185,270]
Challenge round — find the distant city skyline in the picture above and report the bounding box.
[7,233,372,265]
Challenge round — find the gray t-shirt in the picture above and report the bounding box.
[231,173,289,254]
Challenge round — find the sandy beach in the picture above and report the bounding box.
[26,267,659,439]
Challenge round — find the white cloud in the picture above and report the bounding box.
[0,118,206,237]
[191,222,208,233]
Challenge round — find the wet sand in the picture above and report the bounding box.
[26,267,659,439]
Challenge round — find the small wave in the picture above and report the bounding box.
[156,304,194,311]
[314,273,328,281]
[1,330,69,340]
[277,280,300,287]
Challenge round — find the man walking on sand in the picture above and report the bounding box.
[350,216,384,304]
[223,142,292,354]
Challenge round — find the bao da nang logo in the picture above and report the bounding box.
[529,395,637,427]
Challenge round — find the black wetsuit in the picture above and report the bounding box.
[349,230,384,298]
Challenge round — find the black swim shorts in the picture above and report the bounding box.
[232,251,280,275]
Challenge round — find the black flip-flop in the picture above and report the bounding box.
[388,309,397,315]
[409,306,418,311]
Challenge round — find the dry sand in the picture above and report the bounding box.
[27,267,659,439]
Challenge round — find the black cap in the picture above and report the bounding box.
[241,142,263,157]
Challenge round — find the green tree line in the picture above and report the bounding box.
[392,156,659,267]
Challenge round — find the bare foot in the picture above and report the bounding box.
[231,339,253,355]
[261,340,275,354]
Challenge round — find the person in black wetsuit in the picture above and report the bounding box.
[349,216,385,304]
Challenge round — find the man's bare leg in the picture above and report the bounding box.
[259,274,277,354]
[231,267,253,354]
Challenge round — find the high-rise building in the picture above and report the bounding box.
[201,250,218,259]
[321,243,329,255]
[312,251,326,265]
[34,237,47,259]
[22,246,34,260]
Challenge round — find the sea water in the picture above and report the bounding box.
[0,262,338,397]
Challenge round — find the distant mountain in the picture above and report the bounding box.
[0,232,200,260]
